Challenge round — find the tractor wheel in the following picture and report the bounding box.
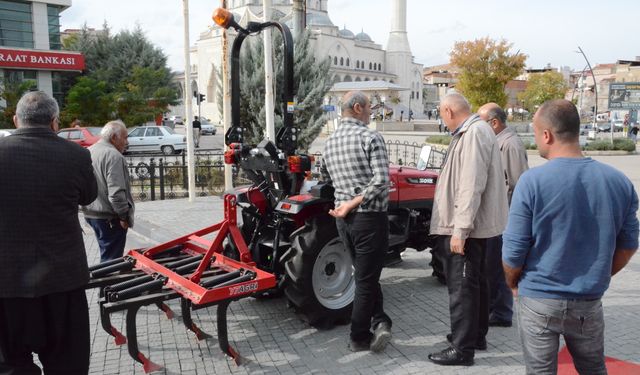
[284,215,354,329]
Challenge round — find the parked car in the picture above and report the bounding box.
[200,119,217,135]
[170,115,183,125]
[57,127,102,147]
[597,121,624,133]
[127,125,187,155]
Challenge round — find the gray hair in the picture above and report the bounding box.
[100,120,127,142]
[442,91,471,113]
[15,91,59,128]
[341,91,368,112]
[537,99,580,142]
[486,106,507,124]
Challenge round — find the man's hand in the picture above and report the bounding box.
[119,220,129,229]
[450,236,466,255]
[328,195,363,218]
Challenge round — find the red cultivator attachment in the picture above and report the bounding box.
[87,194,276,372]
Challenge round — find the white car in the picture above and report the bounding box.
[170,115,183,125]
[127,126,187,155]
[200,119,217,135]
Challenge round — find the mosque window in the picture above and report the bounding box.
[334,56,337,65]
[378,64,382,71]
[369,62,372,70]
[346,58,350,67]
[340,57,344,66]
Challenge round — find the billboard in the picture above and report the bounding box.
[0,47,85,72]
[608,82,640,110]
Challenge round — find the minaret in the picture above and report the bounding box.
[385,0,417,116]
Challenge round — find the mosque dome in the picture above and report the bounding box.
[355,31,372,42]
[306,11,335,27]
[338,27,355,39]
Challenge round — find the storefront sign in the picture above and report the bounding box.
[0,48,85,71]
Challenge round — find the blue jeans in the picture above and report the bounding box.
[517,296,606,375]
[336,212,392,343]
[86,218,128,263]
[486,236,513,322]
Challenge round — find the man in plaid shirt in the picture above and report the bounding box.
[321,91,392,353]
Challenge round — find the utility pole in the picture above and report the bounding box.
[263,0,275,141]
[182,0,196,202]
[221,0,233,191]
[292,0,304,40]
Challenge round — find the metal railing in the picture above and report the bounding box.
[125,143,446,201]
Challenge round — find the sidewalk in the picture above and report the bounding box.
[84,197,640,374]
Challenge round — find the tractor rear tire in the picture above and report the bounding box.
[284,215,354,329]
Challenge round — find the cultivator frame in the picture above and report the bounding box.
[87,194,276,373]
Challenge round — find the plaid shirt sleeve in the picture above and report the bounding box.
[360,133,389,209]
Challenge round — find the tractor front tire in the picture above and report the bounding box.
[284,215,354,329]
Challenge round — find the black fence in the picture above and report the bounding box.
[126,142,446,202]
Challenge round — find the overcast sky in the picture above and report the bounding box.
[61,1,639,72]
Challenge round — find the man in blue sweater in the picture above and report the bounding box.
[502,99,638,375]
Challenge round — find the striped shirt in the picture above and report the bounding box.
[321,117,389,212]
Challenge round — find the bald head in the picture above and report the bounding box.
[341,90,371,124]
[440,91,472,131]
[478,102,507,134]
[536,99,580,142]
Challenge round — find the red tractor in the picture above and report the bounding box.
[217,11,439,328]
[85,9,440,372]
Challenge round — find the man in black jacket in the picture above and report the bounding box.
[0,91,98,374]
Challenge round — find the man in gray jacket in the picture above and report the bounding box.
[478,103,529,328]
[82,120,135,262]
[428,92,508,366]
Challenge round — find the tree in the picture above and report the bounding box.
[450,37,526,110]
[62,24,178,127]
[236,29,330,151]
[0,79,36,128]
[518,71,568,112]
[62,77,114,126]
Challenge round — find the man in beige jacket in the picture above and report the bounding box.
[428,92,508,366]
[478,103,528,328]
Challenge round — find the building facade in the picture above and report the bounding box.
[0,0,83,104]
[177,0,424,123]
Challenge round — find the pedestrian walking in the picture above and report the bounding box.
[503,99,638,374]
[478,102,528,328]
[82,120,135,263]
[630,122,638,143]
[0,91,98,374]
[321,90,393,353]
[192,116,201,148]
[428,92,508,366]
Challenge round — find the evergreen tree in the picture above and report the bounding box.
[236,29,330,151]
[0,79,36,128]
[62,24,178,127]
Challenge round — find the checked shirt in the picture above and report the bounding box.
[321,117,389,212]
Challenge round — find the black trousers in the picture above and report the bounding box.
[438,235,489,357]
[336,212,392,342]
[0,288,90,375]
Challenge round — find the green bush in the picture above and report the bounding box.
[425,135,452,145]
[584,139,635,151]
[523,142,538,150]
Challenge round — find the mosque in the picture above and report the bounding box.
[181,0,424,123]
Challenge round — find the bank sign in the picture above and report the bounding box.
[0,48,85,71]
[608,82,640,110]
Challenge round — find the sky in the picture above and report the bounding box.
[61,0,639,72]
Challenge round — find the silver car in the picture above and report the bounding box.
[127,126,187,155]
[200,119,217,135]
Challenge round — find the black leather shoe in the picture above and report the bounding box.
[428,346,474,366]
[348,339,370,352]
[446,333,487,350]
[488,319,512,327]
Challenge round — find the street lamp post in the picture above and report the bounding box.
[576,46,605,142]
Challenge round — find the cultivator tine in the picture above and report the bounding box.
[88,257,127,272]
[100,301,126,345]
[217,300,240,365]
[155,302,174,320]
[180,298,211,340]
[126,304,162,374]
